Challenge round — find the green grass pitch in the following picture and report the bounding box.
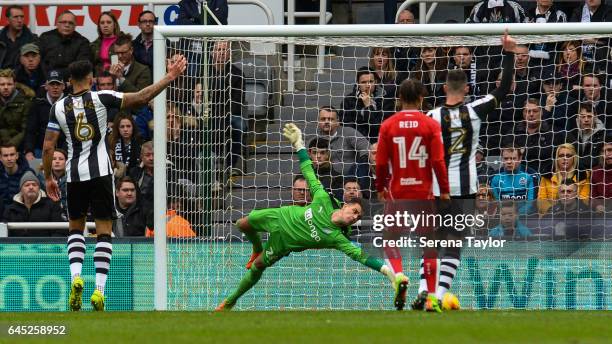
[1,311,611,343]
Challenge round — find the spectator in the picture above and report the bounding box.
[133,11,156,71]
[591,139,612,211]
[540,67,577,132]
[94,71,121,126]
[0,5,37,69]
[490,145,537,214]
[3,171,63,236]
[307,106,371,178]
[339,67,395,143]
[538,143,590,214]
[556,41,583,89]
[164,196,196,238]
[128,141,154,210]
[291,175,311,206]
[0,68,33,149]
[567,103,606,170]
[24,70,66,160]
[166,102,203,185]
[342,178,363,202]
[0,143,34,208]
[569,0,612,62]
[476,144,495,184]
[177,0,228,77]
[37,148,68,219]
[448,46,484,100]
[410,47,447,108]
[307,138,343,195]
[361,142,378,200]
[526,0,567,63]
[546,179,591,219]
[14,43,45,93]
[507,98,556,176]
[489,201,532,237]
[466,0,526,23]
[113,176,152,236]
[207,40,245,175]
[393,10,419,77]
[39,11,92,78]
[574,73,612,129]
[369,47,396,86]
[512,44,541,97]
[178,0,228,25]
[108,33,152,93]
[109,113,143,178]
[476,182,498,221]
[91,11,121,75]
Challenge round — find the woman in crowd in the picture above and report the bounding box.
[410,47,447,108]
[368,47,397,86]
[538,143,590,214]
[37,148,68,220]
[556,40,583,90]
[91,11,121,75]
[109,113,143,178]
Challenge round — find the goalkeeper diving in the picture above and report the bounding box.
[215,123,397,311]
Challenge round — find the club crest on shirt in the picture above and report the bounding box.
[75,112,95,142]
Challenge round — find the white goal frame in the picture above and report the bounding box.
[152,22,612,311]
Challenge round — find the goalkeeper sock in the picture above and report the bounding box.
[436,252,460,300]
[244,231,263,253]
[384,247,403,273]
[67,230,86,281]
[226,264,264,305]
[94,234,112,295]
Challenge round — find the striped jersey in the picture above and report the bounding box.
[47,90,124,182]
[428,95,497,196]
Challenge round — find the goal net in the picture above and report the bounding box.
[155,24,612,310]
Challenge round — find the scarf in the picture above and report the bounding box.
[581,4,591,22]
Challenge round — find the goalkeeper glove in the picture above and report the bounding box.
[282,123,305,151]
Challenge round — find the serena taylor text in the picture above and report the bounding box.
[372,237,506,249]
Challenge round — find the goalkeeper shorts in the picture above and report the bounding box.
[248,208,290,266]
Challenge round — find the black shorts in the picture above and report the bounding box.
[67,175,116,221]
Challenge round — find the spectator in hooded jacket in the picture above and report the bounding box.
[566,102,607,170]
[4,171,63,236]
[591,138,612,212]
[39,11,92,78]
[14,43,46,94]
[0,68,33,149]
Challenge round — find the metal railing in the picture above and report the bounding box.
[0,222,96,237]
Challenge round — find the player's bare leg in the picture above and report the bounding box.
[236,217,263,269]
[67,217,86,311]
[91,219,113,311]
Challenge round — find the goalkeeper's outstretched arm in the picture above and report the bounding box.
[336,236,395,283]
[283,123,327,199]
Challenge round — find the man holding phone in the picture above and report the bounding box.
[108,33,152,92]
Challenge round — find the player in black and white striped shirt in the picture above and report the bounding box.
[42,57,186,311]
[411,33,517,310]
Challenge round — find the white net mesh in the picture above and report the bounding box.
[160,31,612,310]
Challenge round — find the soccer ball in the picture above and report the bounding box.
[441,293,460,311]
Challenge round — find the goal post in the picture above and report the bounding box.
[153,23,612,311]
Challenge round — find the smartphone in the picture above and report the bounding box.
[111,54,119,65]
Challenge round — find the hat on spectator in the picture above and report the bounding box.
[476,144,486,157]
[20,43,40,56]
[46,70,63,84]
[19,171,39,190]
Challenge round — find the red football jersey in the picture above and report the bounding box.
[375,110,450,200]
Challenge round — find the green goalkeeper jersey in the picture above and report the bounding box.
[270,149,370,265]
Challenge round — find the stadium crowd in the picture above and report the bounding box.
[0,0,611,238]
